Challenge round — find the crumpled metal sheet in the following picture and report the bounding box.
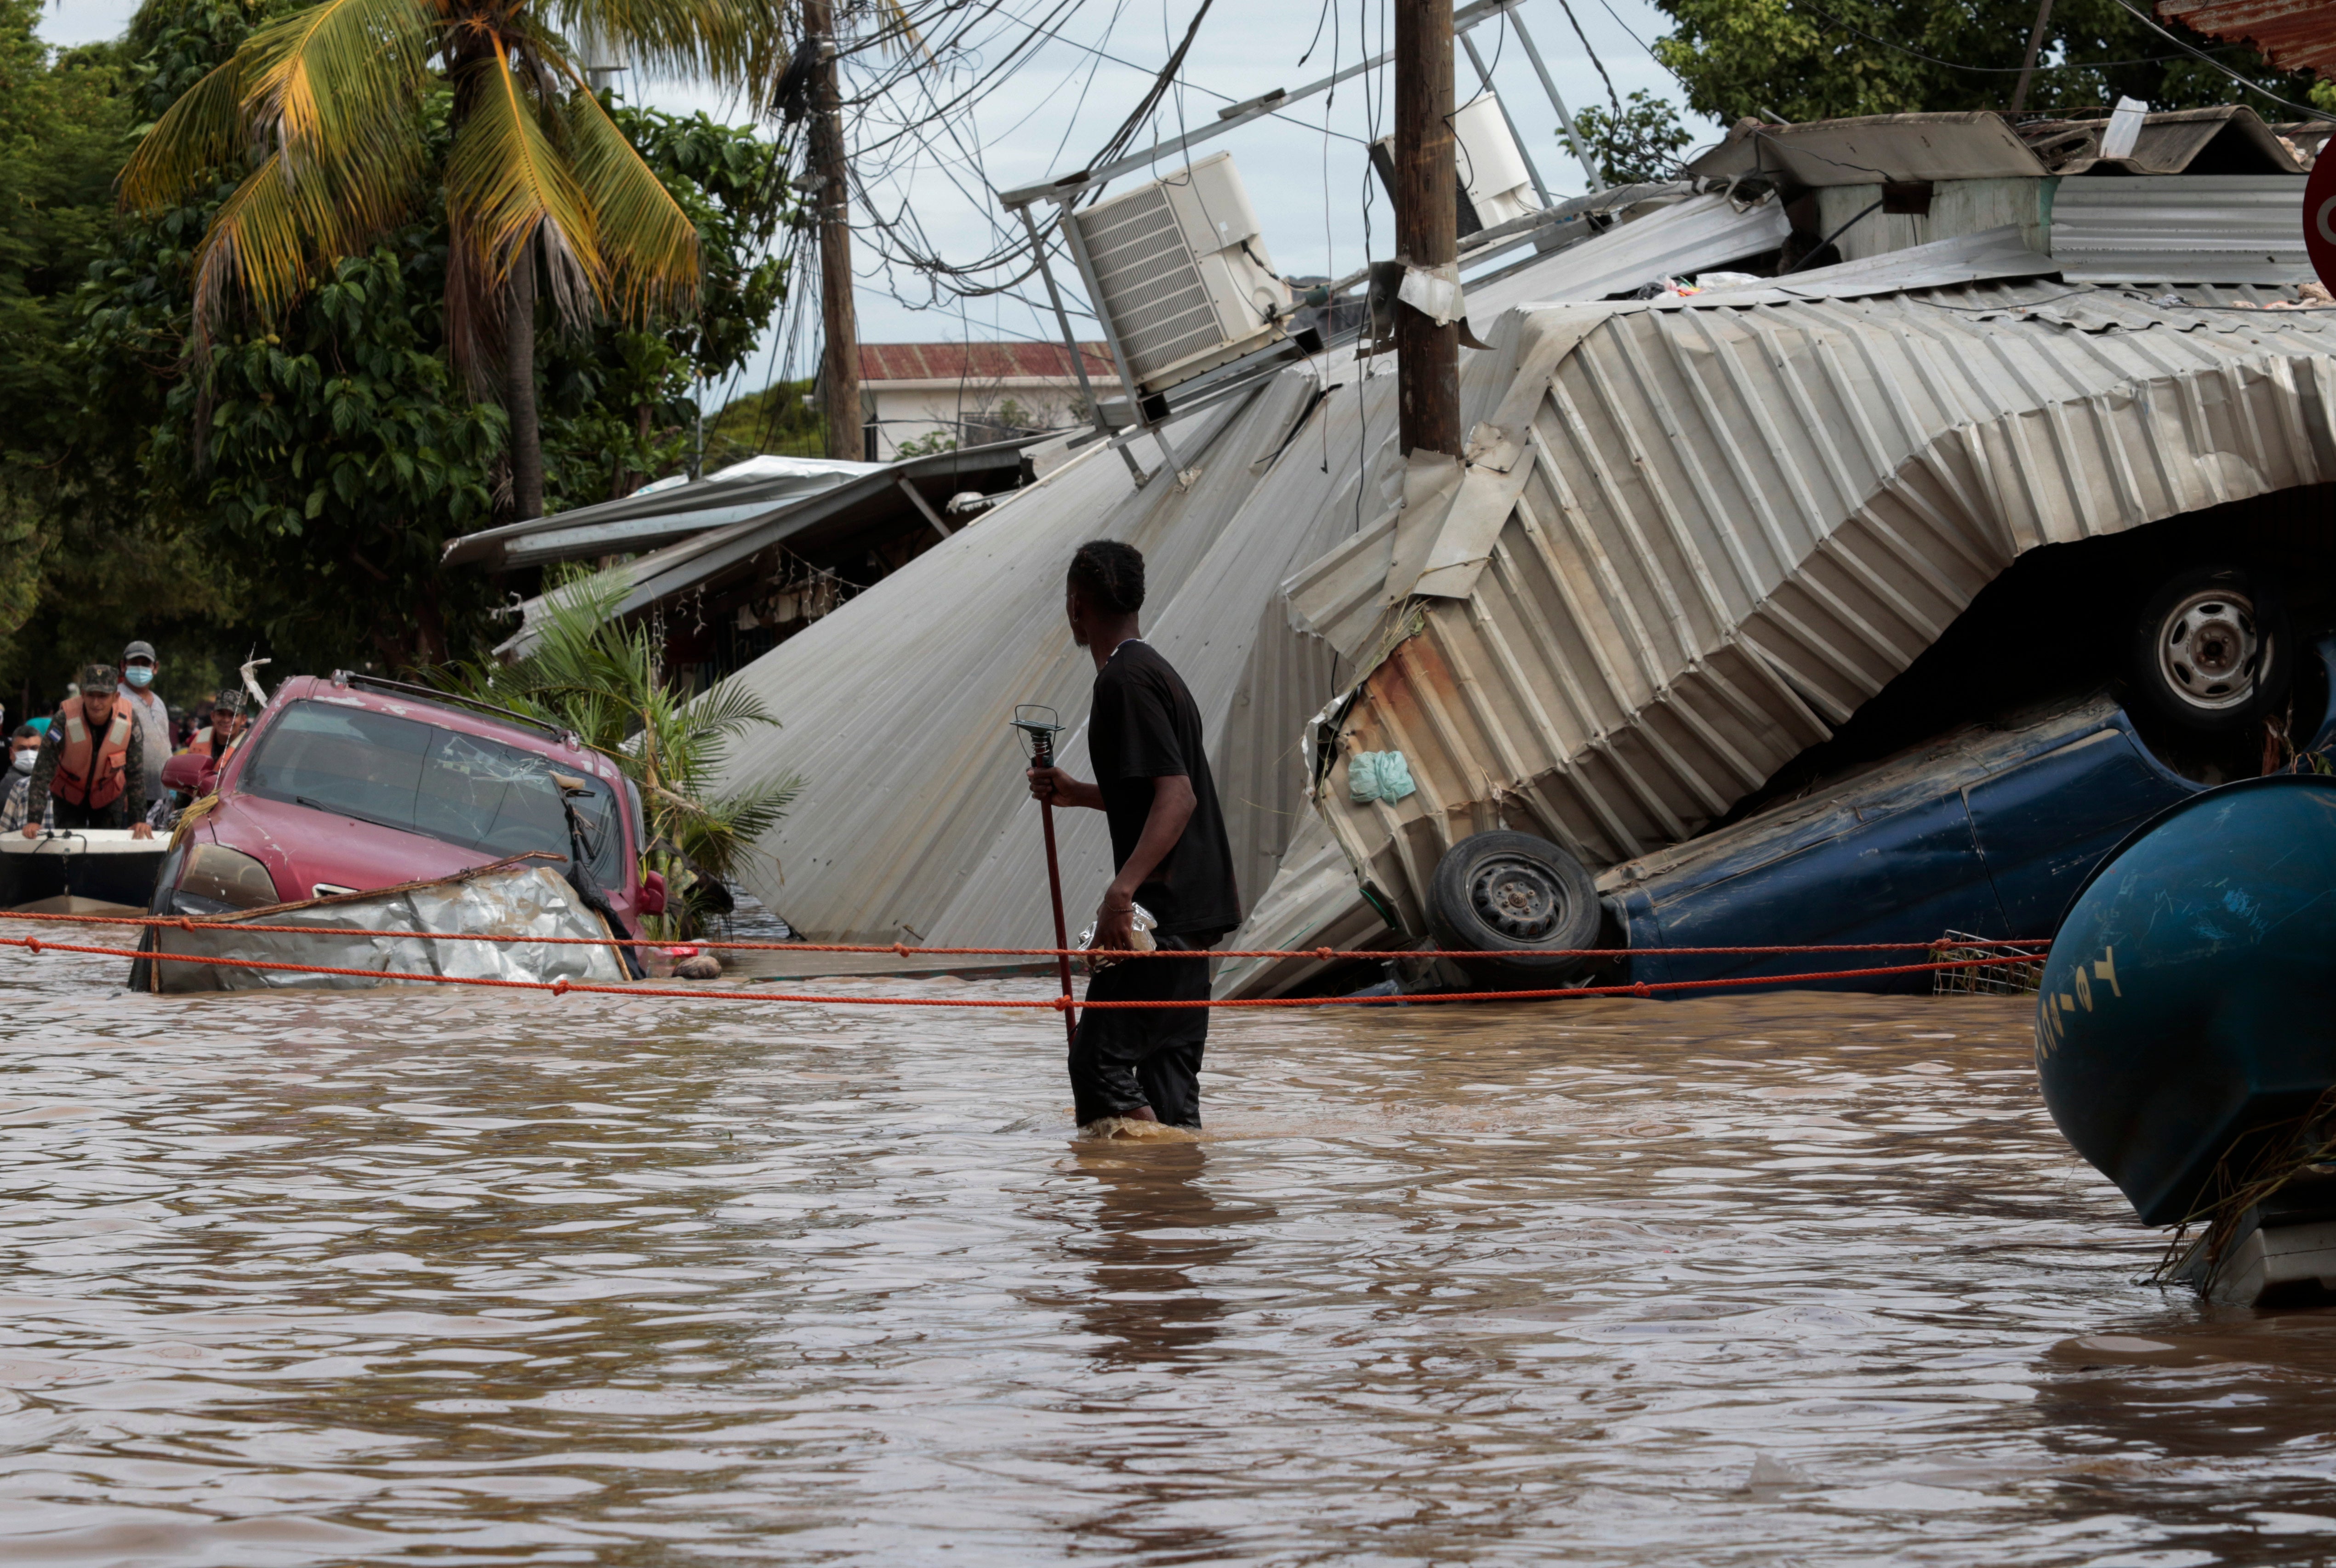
[1483,192,1795,315]
[1245,277,2336,979]
[146,862,629,994]
[1396,261,1465,326]
[704,369,1377,949]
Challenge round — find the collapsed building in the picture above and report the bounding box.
[449,102,2336,995]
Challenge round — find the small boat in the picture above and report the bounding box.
[130,855,632,994]
[2037,773,2336,1296]
[1,828,169,915]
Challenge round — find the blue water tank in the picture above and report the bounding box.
[2038,773,2336,1227]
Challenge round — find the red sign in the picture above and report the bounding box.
[2308,148,2336,294]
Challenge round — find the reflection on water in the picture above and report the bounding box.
[2,929,2332,1564]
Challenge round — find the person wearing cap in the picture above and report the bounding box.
[21,664,151,839]
[185,692,247,761]
[118,640,171,809]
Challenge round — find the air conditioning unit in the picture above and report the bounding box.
[1368,92,1541,240]
[1067,152,1293,397]
[1452,91,1539,229]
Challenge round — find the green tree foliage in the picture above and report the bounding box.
[64,0,792,682]
[1650,0,2322,126]
[76,0,506,672]
[91,239,513,670]
[1572,88,1697,184]
[431,569,799,938]
[701,376,827,467]
[540,106,790,504]
[0,0,240,719]
[113,0,794,519]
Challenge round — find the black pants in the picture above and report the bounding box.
[1068,936,1214,1129]
[49,799,129,832]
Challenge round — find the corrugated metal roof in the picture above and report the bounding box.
[444,454,885,570]
[701,370,1385,947]
[1686,113,2050,187]
[1256,281,2336,988]
[2160,0,2336,82]
[2058,104,2302,175]
[674,211,1797,957]
[672,200,2241,997]
[2051,174,2310,283]
[1698,224,2057,301]
[489,441,1035,653]
[1464,191,1794,324]
[1686,106,2300,185]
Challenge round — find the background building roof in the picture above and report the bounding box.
[2160,0,2336,82]
[858,341,1115,384]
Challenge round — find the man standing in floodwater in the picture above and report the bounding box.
[1026,540,1241,1132]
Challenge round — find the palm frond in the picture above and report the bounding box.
[118,53,248,212]
[445,38,604,332]
[236,0,433,232]
[189,150,358,347]
[562,83,699,322]
[541,0,796,96]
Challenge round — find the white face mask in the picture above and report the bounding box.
[10,750,33,775]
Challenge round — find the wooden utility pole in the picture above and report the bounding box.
[803,0,862,461]
[2009,0,2055,113]
[506,245,542,519]
[1392,0,1460,458]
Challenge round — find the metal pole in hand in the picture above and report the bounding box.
[1012,707,1078,1046]
[1036,763,1078,1048]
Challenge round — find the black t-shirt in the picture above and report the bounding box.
[1086,639,1241,939]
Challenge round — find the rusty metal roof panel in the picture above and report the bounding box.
[859,340,1115,384]
[2159,0,2336,81]
[1242,282,2336,981]
[2051,174,2311,282]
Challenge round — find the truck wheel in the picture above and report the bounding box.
[1425,830,1603,985]
[2129,565,2288,734]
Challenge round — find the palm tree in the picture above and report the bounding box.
[117,0,789,520]
[433,569,801,939]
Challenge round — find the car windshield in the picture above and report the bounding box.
[242,701,626,886]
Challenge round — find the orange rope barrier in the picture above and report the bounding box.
[2,930,2046,1006]
[0,907,2048,963]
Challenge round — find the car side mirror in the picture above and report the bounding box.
[162,752,216,795]
[638,869,667,916]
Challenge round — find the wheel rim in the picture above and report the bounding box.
[1466,853,1573,943]
[2155,588,2262,713]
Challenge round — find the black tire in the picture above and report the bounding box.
[1424,830,1603,985]
[2128,564,2290,734]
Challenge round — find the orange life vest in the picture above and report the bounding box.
[54,707,132,809]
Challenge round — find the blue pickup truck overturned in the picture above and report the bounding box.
[1404,627,2336,996]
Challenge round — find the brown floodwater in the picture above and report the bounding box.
[3,931,2335,1566]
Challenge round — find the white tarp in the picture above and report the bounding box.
[144,860,629,994]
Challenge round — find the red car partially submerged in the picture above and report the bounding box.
[155,674,658,944]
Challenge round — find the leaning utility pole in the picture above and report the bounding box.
[803,0,862,462]
[1392,0,1461,457]
[2008,0,2055,113]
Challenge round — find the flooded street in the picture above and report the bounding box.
[4,934,2336,1565]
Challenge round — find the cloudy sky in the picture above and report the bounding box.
[42,0,1717,403]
